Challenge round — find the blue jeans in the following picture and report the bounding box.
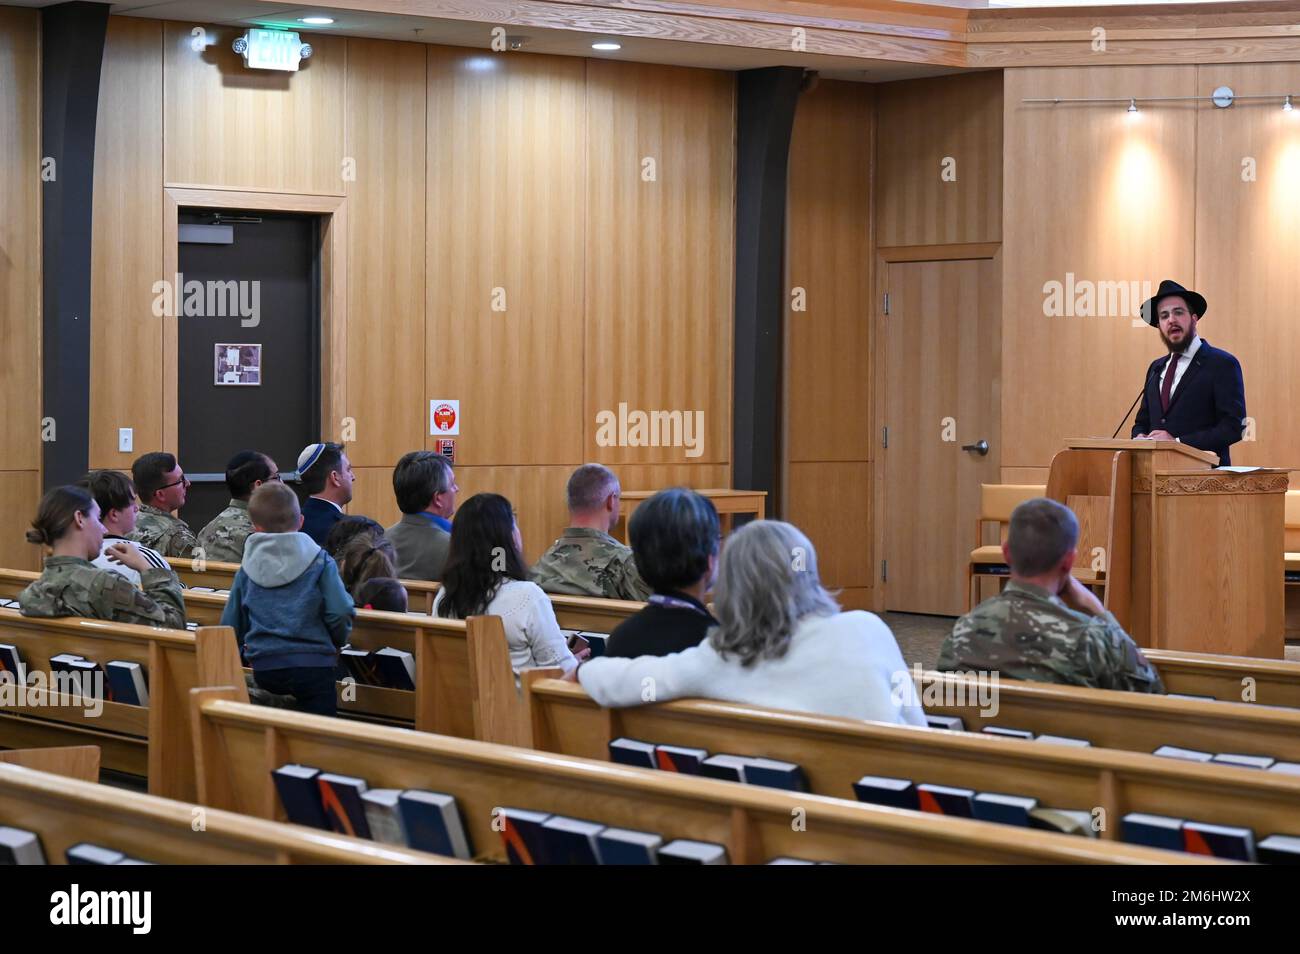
[254,666,338,717]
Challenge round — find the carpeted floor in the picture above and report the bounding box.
[880,611,1300,667]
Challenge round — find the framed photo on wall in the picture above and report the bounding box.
[215,343,262,386]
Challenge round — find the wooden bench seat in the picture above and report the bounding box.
[0,610,244,801]
[189,688,1209,865]
[524,677,1300,845]
[918,669,1300,761]
[0,762,462,864]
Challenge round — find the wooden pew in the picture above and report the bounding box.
[918,669,1300,761]
[0,745,101,782]
[189,687,1207,864]
[0,610,245,801]
[164,559,648,633]
[0,763,463,864]
[524,677,1300,845]
[184,598,530,745]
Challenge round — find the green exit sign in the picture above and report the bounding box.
[236,29,312,72]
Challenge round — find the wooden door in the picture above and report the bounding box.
[882,256,1001,616]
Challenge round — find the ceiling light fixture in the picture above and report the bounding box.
[300,17,334,26]
[591,41,622,52]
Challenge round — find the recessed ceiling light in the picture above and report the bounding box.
[591,41,621,52]
[300,17,335,26]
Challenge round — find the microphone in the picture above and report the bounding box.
[1111,362,1161,439]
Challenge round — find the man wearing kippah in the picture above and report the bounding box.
[296,442,355,545]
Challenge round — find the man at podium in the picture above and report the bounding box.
[1132,280,1245,466]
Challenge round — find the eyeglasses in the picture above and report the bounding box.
[158,475,191,490]
[267,473,282,482]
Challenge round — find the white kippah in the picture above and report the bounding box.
[297,442,327,473]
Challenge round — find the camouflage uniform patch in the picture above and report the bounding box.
[196,498,254,563]
[129,504,197,559]
[938,580,1164,693]
[530,527,651,602]
[18,556,187,629]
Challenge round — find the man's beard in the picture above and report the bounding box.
[1160,327,1191,353]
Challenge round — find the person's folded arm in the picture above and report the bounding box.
[576,645,709,708]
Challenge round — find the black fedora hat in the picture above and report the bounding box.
[1140,279,1207,328]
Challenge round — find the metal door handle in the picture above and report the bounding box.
[961,439,989,456]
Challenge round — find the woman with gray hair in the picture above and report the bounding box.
[570,520,926,726]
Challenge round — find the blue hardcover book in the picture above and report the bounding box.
[659,839,728,865]
[654,744,708,774]
[541,816,606,865]
[981,726,1034,740]
[362,789,407,846]
[744,757,807,792]
[48,653,86,695]
[917,784,976,817]
[852,775,918,810]
[318,773,371,839]
[68,658,105,701]
[105,661,150,706]
[1183,821,1256,862]
[1034,735,1091,747]
[498,807,551,865]
[768,857,817,864]
[608,737,657,769]
[341,647,380,686]
[1121,812,1185,851]
[272,764,330,830]
[1269,762,1300,775]
[0,644,26,685]
[67,844,125,865]
[926,715,965,732]
[397,790,472,859]
[596,827,662,865]
[585,633,608,658]
[0,826,45,864]
[372,648,416,691]
[700,754,752,783]
[1258,834,1300,864]
[972,792,1039,827]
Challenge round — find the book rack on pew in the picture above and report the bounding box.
[187,687,1215,865]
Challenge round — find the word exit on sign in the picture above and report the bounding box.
[234,29,313,72]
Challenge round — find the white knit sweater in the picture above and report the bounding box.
[577,609,927,726]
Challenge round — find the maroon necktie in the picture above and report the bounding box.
[1160,354,1179,413]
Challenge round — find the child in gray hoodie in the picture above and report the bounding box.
[220,481,355,716]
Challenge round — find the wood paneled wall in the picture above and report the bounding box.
[80,21,735,566]
[875,70,1003,248]
[0,7,42,570]
[1001,66,1196,479]
[784,81,875,608]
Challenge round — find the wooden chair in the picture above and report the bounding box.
[524,676,1300,846]
[966,484,1045,610]
[189,687,1210,864]
[0,763,463,864]
[1285,490,1300,638]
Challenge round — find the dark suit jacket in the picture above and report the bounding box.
[1132,338,1245,466]
[300,496,344,547]
[385,513,451,582]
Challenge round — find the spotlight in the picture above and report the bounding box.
[592,41,622,51]
[299,17,334,25]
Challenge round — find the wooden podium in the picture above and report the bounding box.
[1048,439,1287,658]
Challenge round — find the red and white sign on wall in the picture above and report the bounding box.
[430,399,460,436]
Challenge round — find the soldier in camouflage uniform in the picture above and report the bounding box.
[196,451,279,563]
[19,485,187,630]
[127,451,197,558]
[531,464,651,602]
[532,526,651,601]
[938,497,1164,694]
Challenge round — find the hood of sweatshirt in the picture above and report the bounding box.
[240,532,322,588]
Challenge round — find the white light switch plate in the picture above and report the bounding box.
[118,428,133,453]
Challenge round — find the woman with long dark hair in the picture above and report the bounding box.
[433,493,576,674]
